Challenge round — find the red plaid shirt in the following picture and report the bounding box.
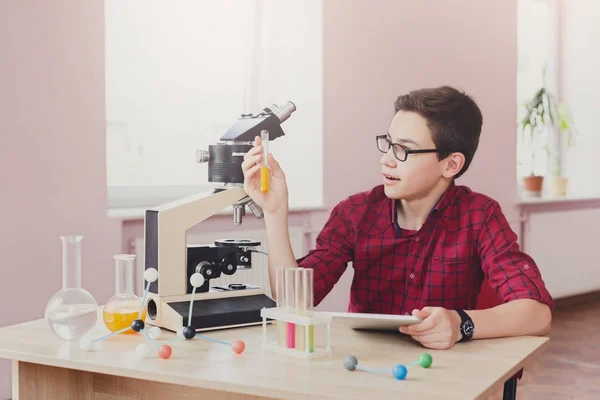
[297,183,554,313]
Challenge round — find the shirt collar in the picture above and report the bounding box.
[388,181,458,226]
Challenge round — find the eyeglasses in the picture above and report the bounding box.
[376,135,439,162]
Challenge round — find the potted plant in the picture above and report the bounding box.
[520,87,552,194]
[520,86,575,195]
[547,103,575,196]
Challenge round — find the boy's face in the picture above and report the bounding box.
[380,110,447,200]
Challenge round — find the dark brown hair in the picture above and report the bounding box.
[394,86,483,179]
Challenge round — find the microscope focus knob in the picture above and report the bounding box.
[222,263,237,276]
[196,149,210,163]
[195,261,216,279]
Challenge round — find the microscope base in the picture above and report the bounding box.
[146,292,276,332]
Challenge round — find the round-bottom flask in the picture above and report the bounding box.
[44,236,98,341]
[103,254,146,334]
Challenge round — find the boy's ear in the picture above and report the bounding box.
[442,152,466,178]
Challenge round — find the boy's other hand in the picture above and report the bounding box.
[241,135,289,216]
[399,307,462,350]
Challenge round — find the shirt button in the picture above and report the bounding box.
[414,237,420,242]
[524,264,529,270]
[410,273,415,279]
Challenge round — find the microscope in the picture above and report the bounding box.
[143,102,296,333]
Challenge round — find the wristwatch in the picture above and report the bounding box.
[455,309,475,342]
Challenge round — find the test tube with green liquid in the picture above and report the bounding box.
[303,268,315,352]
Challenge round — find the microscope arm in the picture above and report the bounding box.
[145,186,247,297]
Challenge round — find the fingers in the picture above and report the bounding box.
[267,153,283,174]
[241,153,263,175]
[407,332,452,343]
[405,311,440,333]
[245,164,261,179]
[412,308,432,320]
[243,145,263,161]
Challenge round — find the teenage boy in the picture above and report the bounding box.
[241,86,553,350]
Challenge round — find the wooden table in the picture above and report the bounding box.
[0,314,548,399]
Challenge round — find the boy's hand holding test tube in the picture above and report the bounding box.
[241,134,289,216]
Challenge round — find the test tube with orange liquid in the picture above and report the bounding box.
[260,130,269,193]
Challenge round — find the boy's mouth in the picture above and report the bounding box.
[383,173,400,182]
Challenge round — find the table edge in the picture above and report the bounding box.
[474,336,550,399]
[2,350,321,400]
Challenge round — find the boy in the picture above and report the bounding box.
[241,86,553,350]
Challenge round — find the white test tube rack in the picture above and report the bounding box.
[260,267,332,359]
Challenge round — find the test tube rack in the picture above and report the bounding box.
[260,267,332,359]
[260,307,331,359]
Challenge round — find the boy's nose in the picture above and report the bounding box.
[380,150,397,168]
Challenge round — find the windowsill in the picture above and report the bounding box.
[517,192,600,206]
[106,184,327,221]
[108,204,328,221]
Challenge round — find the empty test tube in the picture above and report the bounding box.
[260,130,269,193]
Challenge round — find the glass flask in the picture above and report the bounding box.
[44,236,99,340]
[103,254,146,334]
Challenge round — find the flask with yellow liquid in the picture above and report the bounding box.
[103,254,145,334]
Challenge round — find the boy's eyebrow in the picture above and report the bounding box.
[387,133,420,147]
[398,138,420,146]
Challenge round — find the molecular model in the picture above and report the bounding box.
[79,268,245,359]
[343,352,433,380]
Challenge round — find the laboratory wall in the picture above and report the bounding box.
[0,1,122,398]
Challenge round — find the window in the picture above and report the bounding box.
[517,0,558,180]
[105,0,323,211]
[517,0,600,197]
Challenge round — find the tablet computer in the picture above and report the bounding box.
[327,312,421,331]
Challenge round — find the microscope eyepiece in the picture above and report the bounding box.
[272,101,296,124]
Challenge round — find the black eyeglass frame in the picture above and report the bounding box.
[375,134,440,162]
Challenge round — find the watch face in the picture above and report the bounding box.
[463,320,474,336]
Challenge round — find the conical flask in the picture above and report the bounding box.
[44,236,99,340]
[103,254,145,334]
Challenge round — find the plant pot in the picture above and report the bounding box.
[522,175,544,195]
[547,175,568,197]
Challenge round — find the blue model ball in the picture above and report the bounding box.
[344,355,358,371]
[392,364,407,380]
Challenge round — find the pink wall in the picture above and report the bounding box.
[0,1,122,398]
[322,0,518,220]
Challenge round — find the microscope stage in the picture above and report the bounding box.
[168,294,276,331]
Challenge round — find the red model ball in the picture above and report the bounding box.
[231,340,245,354]
[158,344,172,359]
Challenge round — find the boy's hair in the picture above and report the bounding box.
[394,86,483,179]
